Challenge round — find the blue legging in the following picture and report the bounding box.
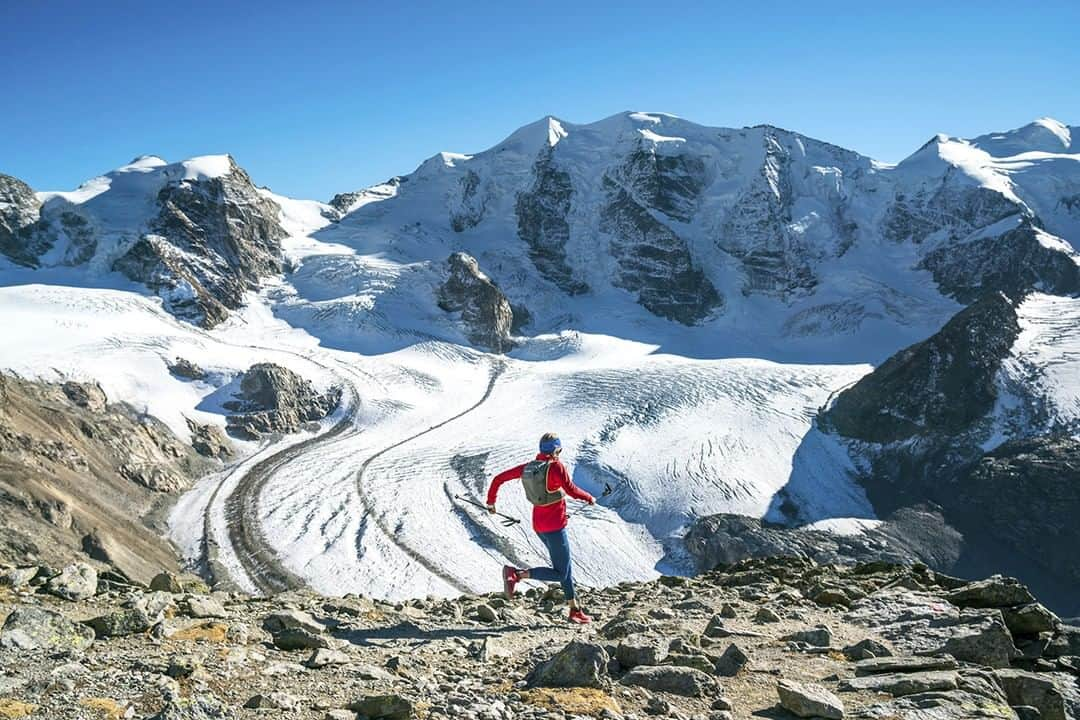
[529,528,575,600]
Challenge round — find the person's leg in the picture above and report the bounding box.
[548,528,575,603]
[522,530,562,583]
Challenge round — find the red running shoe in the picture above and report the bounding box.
[502,566,519,600]
[568,608,592,624]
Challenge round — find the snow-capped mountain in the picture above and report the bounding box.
[1,113,1078,605]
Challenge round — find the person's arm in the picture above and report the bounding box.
[486,464,525,508]
[550,461,594,503]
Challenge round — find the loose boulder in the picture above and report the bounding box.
[945,576,1035,609]
[620,665,715,697]
[776,679,844,720]
[0,607,95,651]
[529,640,609,688]
[46,562,98,601]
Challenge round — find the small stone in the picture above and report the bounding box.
[349,694,412,720]
[842,639,891,660]
[307,648,351,669]
[325,711,355,720]
[245,692,299,710]
[753,607,781,623]
[355,663,396,681]
[263,609,326,635]
[272,627,331,651]
[1,567,38,590]
[149,571,184,594]
[782,626,832,647]
[718,603,738,619]
[84,608,152,638]
[184,596,228,619]
[476,604,499,623]
[776,679,844,720]
[854,654,956,675]
[711,697,733,711]
[166,655,201,679]
[714,643,749,677]
[703,614,729,638]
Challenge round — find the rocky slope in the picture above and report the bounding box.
[1,557,1077,719]
[0,373,212,584]
[813,292,1080,615]
[437,253,516,352]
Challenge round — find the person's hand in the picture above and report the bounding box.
[588,496,596,506]
[487,504,496,514]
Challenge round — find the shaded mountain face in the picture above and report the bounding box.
[0,156,286,328]
[819,292,1080,615]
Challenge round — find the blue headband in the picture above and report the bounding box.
[539,437,562,454]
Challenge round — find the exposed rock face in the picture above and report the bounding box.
[111,158,286,328]
[815,292,1080,615]
[0,373,208,582]
[515,146,589,295]
[600,179,722,324]
[436,252,515,352]
[609,144,707,222]
[717,132,821,298]
[224,363,341,440]
[0,173,44,266]
[823,292,1020,445]
[185,419,234,460]
[448,170,488,232]
[881,179,1021,247]
[922,220,1080,301]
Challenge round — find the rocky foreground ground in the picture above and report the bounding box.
[1,558,1078,720]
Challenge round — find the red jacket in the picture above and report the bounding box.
[487,453,593,533]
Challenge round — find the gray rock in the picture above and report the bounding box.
[776,679,844,720]
[245,692,299,710]
[1045,626,1080,658]
[529,640,609,688]
[476,604,499,623]
[931,611,1017,668]
[146,691,228,720]
[840,670,958,696]
[616,634,668,668]
[718,603,738,619]
[84,608,152,638]
[349,694,412,720]
[843,639,892,661]
[855,655,957,675]
[307,648,351,669]
[995,669,1067,720]
[783,626,833,648]
[703,614,730,638]
[0,567,38,589]
[601,612,649,640]
[166,655,201,679]
[185,420,233,461]
[0,606,94,651]
[150,571,185,594]
[184,596,227,619]
[946,576,1036,609]
[714,643,749,677]
[46,562,98,601]
[620,665,716,697]
[271,627,332,651]
[355,664,396,681]
[754,607,781,623]
[1003,603,1059,636]
[263,609,327,635]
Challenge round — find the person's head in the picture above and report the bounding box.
[539,432,562,457]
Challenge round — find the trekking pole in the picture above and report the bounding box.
[454,495,521,527]
[568,483,613,518]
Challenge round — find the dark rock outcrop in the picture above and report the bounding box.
[224,363,341,440]
[0,173,44,266]
[515,146,589,296]
[921,220,1080,302]
[436,252,515,352]
[112,157,286,328]
[600,180,722,324]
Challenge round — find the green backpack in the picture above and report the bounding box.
[521,460,564,506]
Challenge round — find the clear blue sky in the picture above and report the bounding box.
[3,1,1078,200]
